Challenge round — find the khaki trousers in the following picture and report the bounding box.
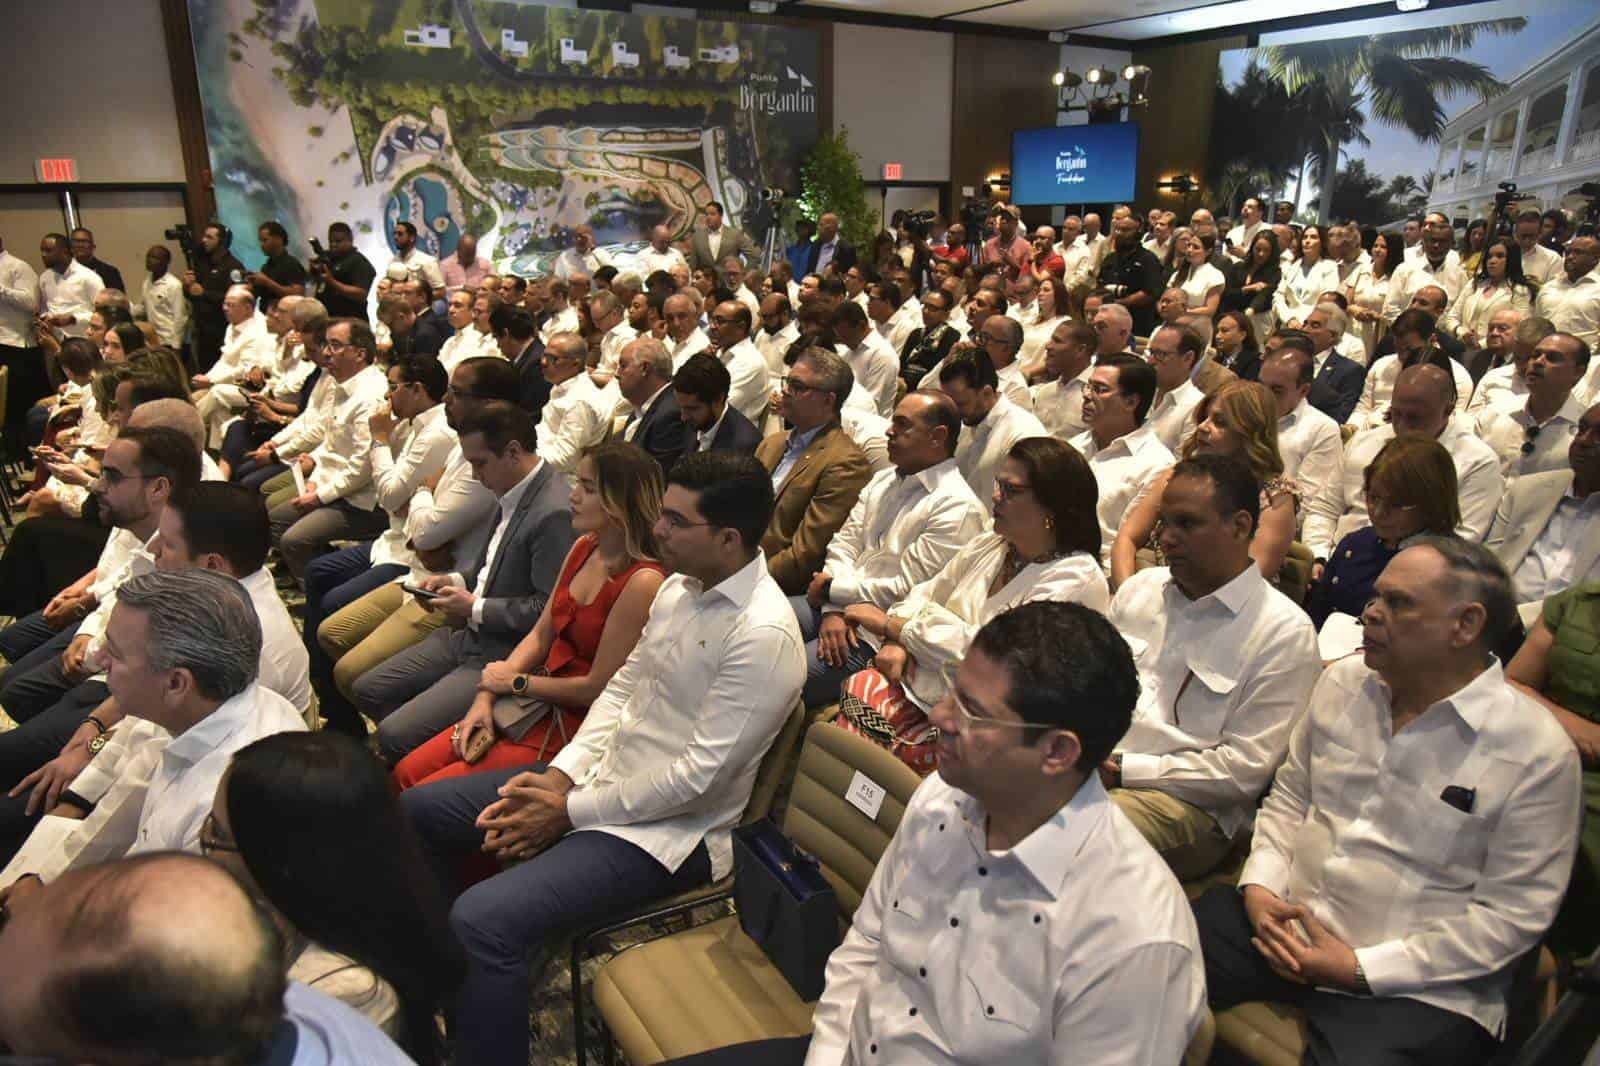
[1110,787,1233,881]
[318,585,444,703]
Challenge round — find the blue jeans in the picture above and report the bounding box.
[402,767,713,1066]
[0,611,62,665]
[790,595,874,708]
[301,542,404,734]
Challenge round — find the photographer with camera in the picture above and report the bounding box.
[310,222,377,321]
[248,221,308,311]
[183,222,245,372]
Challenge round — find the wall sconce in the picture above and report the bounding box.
[1156,174,1197,194]
[1053,63,1153,114]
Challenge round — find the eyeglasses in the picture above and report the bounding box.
[939,670,1059,732]
[97,468,149,488]
[1366,492,1418,515]
[781,377,819,394]
[321,338,352,353]
[659,512,715,531]
[199,812,239,855]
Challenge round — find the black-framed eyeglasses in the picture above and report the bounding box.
[781,377,819,394]
[97,468,149,488]
[659,512,716,531]
[199,812,239,856]
[321,338,352,353]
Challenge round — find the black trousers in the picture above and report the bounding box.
[0,622,86,725]
[1192,885,1499,1066]
[0,343,51,442]
[0,679,106,866]
[0,515,110,619]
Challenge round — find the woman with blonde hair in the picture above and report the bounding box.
[1305,435,1459,629]
[394,441,667,788]
[1110,380,1298,589]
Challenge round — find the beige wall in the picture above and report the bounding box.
[0,190,188,298]
[0,0,184,185]
[833,24,954,182]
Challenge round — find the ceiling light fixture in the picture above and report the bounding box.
[1394,0,1429,10]
[1052,64,1152,115]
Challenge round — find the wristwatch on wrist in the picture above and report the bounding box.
[511,673,529,696]
[89,733,111,755]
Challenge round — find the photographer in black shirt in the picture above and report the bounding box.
[310,221,376,321]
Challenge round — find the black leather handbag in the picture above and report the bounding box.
[732,819,839,1001]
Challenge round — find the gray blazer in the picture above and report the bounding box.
[689,225,757,271]
[1484,469,1598,595]
[461,462,575,655]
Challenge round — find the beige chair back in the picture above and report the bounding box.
[743,701,806,825]
[781,722,923,920]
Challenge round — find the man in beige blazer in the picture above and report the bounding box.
[755,347,872,595]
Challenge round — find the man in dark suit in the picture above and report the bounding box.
[688,201,757,272]
[1277,329,1365,426]
[804,213,857,278]
[409,277,453,341]
[616,335,687,475]
[674,352,764,455]
[490,304,550,419]
[352,402,575,762]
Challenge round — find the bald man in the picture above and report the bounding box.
[634,225,688,278]
[1304,363,1504,565]
[806,212,857,277]
[191,284,273,394]
[0,853,411,1063]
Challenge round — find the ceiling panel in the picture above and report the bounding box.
[797,0,1393,39]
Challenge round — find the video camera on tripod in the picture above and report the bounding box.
[1490,181,1535,238]
[163,223,197,269]
[746,187,788,272]
[1562,182,1600,238]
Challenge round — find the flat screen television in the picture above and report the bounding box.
[1009,122,1140,205]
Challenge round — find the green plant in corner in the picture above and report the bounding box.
[799,127,875,250]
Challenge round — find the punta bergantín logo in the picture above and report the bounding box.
[1055,145,1089,186]
[740,66,817,116]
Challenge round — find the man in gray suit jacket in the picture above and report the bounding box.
[688,202,757,271]
[353,402,575,761]
[1483,399,1599,611]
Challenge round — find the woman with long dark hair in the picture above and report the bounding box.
[1442,237,1533,348]
[1347,229,1401,360]
[1213,309,1262,381]
[205,731,464,1066]
[1222,230,1281,344]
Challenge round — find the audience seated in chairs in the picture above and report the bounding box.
[206,731,464,1062]
[834,437,1108,774]
[939,348,1047,512]
[1106,453,1321,879]
[1111,380,1301,591]
[793,389,987,709]
[613,335,687,475]
[674,351,764,456]
[1306,435,1461,632]
[394,442,665,789]
[1194,538,1581,1066]
[400,450,804,1066]
[1069,353,1173,561]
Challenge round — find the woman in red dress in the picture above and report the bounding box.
[394,442,666,789]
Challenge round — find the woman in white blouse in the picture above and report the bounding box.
[1346,230,1400,361]
[1169,231,1226,319]
[1442,237,1534,348]
[1017,275,1069,376]
[1273,223,1339,330]
[832,437,1109,774]
[205,732,463,1066]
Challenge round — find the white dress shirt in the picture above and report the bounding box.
[307,363,389,509]
[271,368,338,458]
[633,245,689,277]
[1475,393,1585,478]
[805,773,1205,1066]
[843,332,900,416]
[596,321,639,377]
[392,248,445,293]
[840,405,893,474]
[1346,265,1390,360]
[553,246,612,281]
[883,301,922,355]
[994,360,1033,411]
[537,370,612,476]
[1226,220,1264,256]
[137,271,189,347]
[548,552,804,879]
[1334,330,1369,367]
[1534,266,1600,347]
[1509,488,1600,603]
[0,250,40,348]
[1277,398,1344,495]
[1273,258,1340,327]
[437,326,496,374]
[821,459,988,613]
[402,441,498,582]
[1018,314,1067,372]
[539,305,580,347]
[1468,361,1527,417]
[1239,657,1581,1037]
[1111,565,1321,836]
[1029,365,1092,442]
[1384,256,1469,323]
[1173,261,1226,309]
[756,321,799,378]
[670,327,712,370]
[718,337,770,426]
[888,534,1109,709]
[1146,379,1204,453]
[368,404,459,570]
[1519,242,1564,287]
[38,258,103,337]
[1348,353,1473,430]
[75,529,160,662]
[954,396,1048,511]
[206,312,275,385]
[1302,420,1504,559]
[1443,280,1532,341]
[1070,425,1177,563]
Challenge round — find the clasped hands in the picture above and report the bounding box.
[476,767,575,863]
[1242,884,1360,992]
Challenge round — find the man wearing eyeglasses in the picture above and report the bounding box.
[807,602,1207,1066]
[1475,332,1590,478]
[264,319,391,582]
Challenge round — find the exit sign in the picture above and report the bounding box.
[35,158,78,183]
[882,163,903,181]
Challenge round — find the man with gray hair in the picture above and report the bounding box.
[0,569,305,890]
[1469,315,1556,417]
[1093,302,1135,358]
[190,284,273,396]
[1193,538,1579,1065]
[615,335,685,474]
